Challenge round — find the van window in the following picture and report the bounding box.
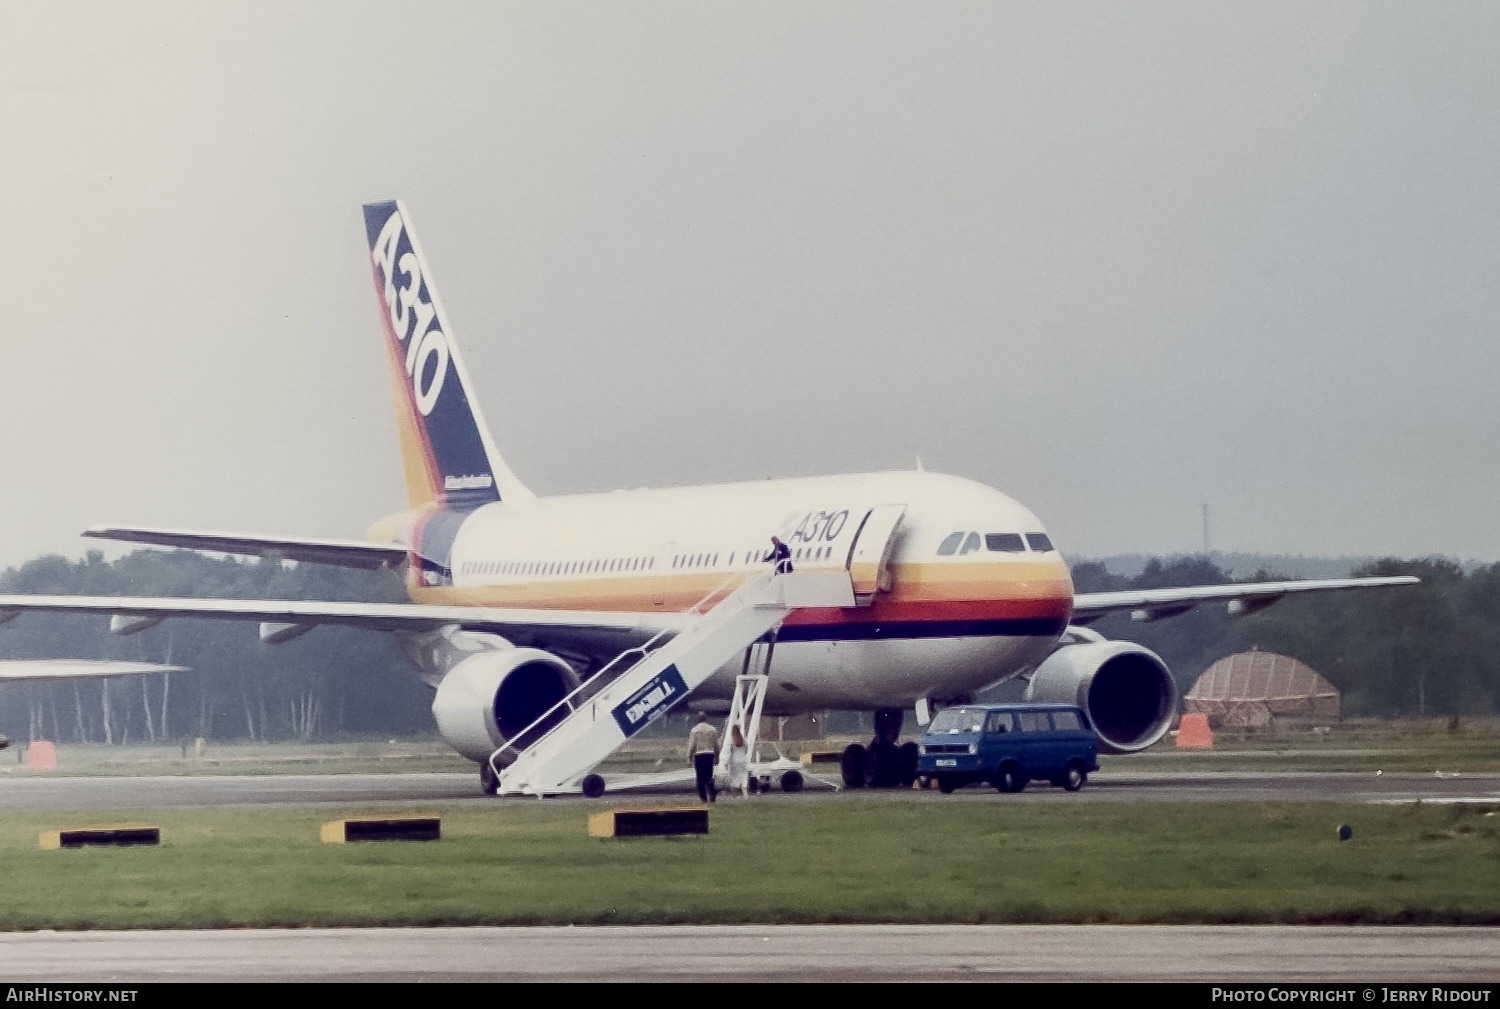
[959,532,981,555]
[937,532,963,556]
[985,711,1013,734]
[928,707,985,734]
[1016,711,1047,733]
[1050,710,1083,731]
[1026,533,1054,552]
[985,533,1025,552]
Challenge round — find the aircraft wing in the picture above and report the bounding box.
[0,660,186,682]
[0,594,675,659]
[1071,575,1420,624]
[82,526,408,571]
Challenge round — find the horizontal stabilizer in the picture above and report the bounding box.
[84,526,408,571]
[0,660,186,682]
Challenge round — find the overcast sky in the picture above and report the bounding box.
[2,2,1498,571]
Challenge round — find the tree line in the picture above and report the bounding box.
[0,549,1489,745]
[1071,556,1500,718]
[0,550,430,745]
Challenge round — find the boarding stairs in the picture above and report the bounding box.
[492,569,857,797]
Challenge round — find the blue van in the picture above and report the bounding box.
[917,703,1099,793]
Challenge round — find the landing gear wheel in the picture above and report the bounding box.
[937,777,957,794]
[580,773,606,799]
[897,741,920,788]
[864,739,900,788]
[841,743,868,788]
[780,770,804,793]
[1061,762,1087,792]
[995,764,1025,793]
[479,761,498,796]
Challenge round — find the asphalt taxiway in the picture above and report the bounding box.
[0,770,1495,809]
[0,924,1495,981]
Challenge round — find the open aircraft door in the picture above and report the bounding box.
[846,504,906,602]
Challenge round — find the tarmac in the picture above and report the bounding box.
[0,769,1494,809]
[0,923,1495,982]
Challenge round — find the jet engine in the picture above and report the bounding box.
[1023,631,1177,753]
[430,648,580,763]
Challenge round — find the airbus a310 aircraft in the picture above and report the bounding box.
[0,202,1416,794]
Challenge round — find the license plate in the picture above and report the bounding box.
[935,758,957,767]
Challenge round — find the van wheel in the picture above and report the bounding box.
[937,777,957,794]
[1061,762,1087,792]
[995,764,1025,793]
[780,770,804,793]
[841,744,867,788]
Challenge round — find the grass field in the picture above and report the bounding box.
[8,718,1497,779]
[0,798,1496,930]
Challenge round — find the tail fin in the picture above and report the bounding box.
[362,200,533,510]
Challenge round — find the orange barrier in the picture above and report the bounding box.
[1176,713,1214,749]
[25,741,57,770]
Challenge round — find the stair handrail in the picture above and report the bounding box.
[487,567,778,779]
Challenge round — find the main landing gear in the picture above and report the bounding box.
[840,708,919,789]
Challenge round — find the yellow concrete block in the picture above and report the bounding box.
[588,807,708,838]
[40,823,159,850]
[320,815,441,843]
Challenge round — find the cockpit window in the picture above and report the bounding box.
[959,532,981,555]
[929,707,985,734]
[1026,533,1054,552]
[937,532,964,556]
[985,533,1025,552]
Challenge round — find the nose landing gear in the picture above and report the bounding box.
[840,708,919,788]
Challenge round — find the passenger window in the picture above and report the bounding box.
[1026,533,1054,552]
[985,533,1025,552]
[1016,712,1046,733]
[959,532,981,555]
[985,712,1013,734]
[1050,710,1082,731]
[937,532,963,556]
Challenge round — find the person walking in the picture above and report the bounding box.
[687,711,720,803]
[766,535,793,574]
[726,722,751,798]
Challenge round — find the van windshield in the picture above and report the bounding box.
[928,707,985,734]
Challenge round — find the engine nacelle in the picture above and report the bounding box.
[1024,638,1177,753]
[430,648,580,763]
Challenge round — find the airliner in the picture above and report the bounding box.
[0,201,1416,793]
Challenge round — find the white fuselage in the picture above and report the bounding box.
[399,470,1075,713]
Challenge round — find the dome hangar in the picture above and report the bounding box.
[1182,650,1339,730]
